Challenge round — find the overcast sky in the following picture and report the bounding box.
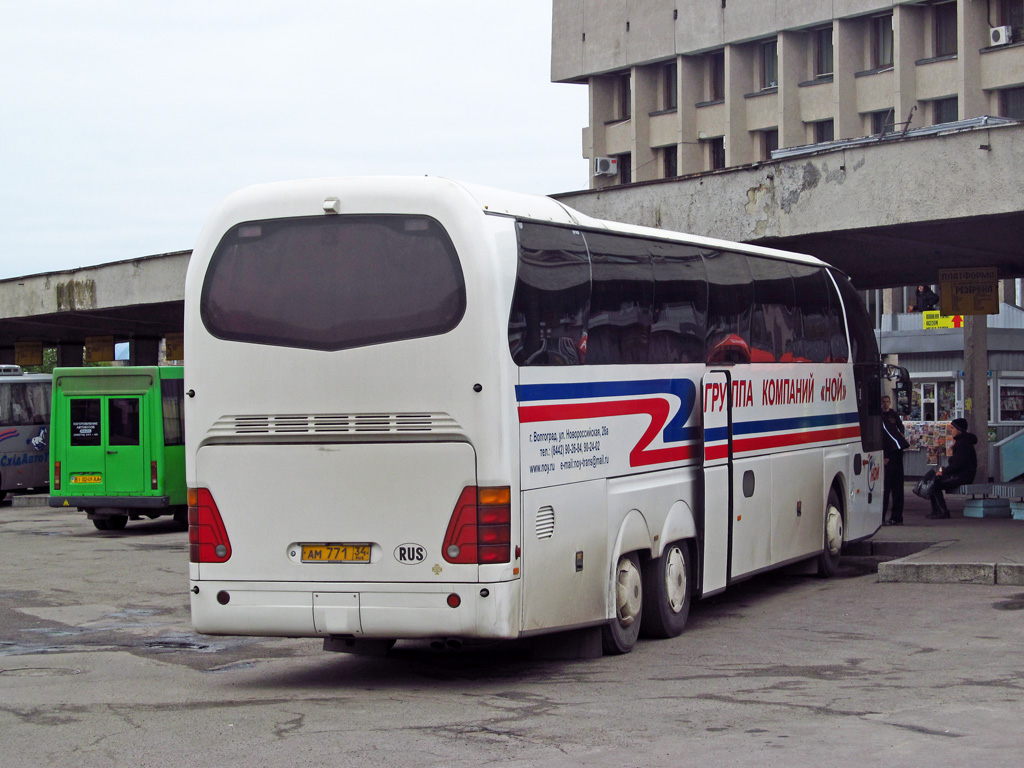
[0,1,588,280]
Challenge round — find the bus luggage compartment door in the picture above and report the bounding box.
[193,441,480,584]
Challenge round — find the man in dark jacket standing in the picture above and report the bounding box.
[881,395,907,524]
[928,418,979,519]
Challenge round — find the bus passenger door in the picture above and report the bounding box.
[701,371,730,595]
[104,397,145,494]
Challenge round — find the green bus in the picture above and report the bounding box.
[49,366,187,531]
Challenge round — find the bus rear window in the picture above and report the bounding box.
[200,215,466,351]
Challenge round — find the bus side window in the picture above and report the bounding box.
[161,378,185,446]
[704,251,753,364]
[650,242,707,364]
[582,232,653,365]
[510,223,590,366]
[748,256,797,363]
[832,272,875,364]
[789,264,832,363]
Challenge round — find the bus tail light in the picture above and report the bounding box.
[151,461,158,490]
[54,461,61,491]
[442,486,511,565]
[188,487,232,563]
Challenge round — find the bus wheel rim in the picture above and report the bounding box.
[664,546,688,613]
[615,557,642,626]
[825,505,843,556]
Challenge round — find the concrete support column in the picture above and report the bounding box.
[588,75,614,189]
[959,0,988,118]
[679,55,703,174]
[964,315,989,482]
[894,4,924,132]
[777,31,805,149]
[57,343,84,367]
[724,43,754,166]
[882,288,899,316]
[631,65,657,182]
[833,17,862,139]
[129,337,161,366]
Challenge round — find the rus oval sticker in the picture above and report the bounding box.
[394,544,427,564]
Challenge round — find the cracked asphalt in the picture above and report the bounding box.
[1,498,1022,767]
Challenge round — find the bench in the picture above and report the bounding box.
[956,484,1024,519]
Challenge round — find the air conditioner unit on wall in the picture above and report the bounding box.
[594,156,618,176]
[990,26,1013,46]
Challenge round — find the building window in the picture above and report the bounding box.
[663,61,678,110]
[707,50,725,101]
[761,129,779,159]
[814,120,835,143]
[814,26,834,77]
[617,72,632,120]
[617,153,632,183]
[761,39,778,89]
[871,108,895,135]
[873,13,894,69]
[999,0,1024,41]
[934,1,958,56]
[1000,384,1024,421]
[1001,86,1024,118]
[932,96,958,124]
[663,146,678,178]
[708,137,726,170]
[909,381,957,423]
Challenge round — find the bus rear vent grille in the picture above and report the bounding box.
[535,506,555,539]
[215,413,463,439]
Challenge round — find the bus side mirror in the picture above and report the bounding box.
[884,364,912,417]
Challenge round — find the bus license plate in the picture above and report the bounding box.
[71,474,102,484]
[301,544,370,563]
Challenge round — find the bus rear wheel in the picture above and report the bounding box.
[105,515,129,530]
[818,488,844,577]
[602,552,643,655]
[640,541,692,639]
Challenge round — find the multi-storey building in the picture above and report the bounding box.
[552,0,1024,186]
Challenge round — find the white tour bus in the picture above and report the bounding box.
[185,177,894,655]
[0,365,51,502]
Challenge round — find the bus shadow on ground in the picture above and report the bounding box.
[232,563,884,690]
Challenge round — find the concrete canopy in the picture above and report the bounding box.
[554,121,1024,289]
[0,123,1022,355]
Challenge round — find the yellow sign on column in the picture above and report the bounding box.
[938,267,998,315]
[14,341,43,366]
[85,336,115,363]
[922,311,963,330]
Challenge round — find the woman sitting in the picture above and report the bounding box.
[928,418,978,519]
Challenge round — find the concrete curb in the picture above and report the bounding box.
[873,539,1024,585]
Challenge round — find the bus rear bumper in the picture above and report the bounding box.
[189,580,521,640]
[50,496,171,510]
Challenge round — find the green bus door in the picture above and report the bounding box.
[66,396,146,495]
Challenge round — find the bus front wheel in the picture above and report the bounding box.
[602,552,643,655]
[640,541,692,639]
[818,488,844,577]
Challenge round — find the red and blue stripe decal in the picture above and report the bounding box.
[0,429,18,445]
[516,380,699,468]
[707,412,861,456]
[518,379,862,469]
